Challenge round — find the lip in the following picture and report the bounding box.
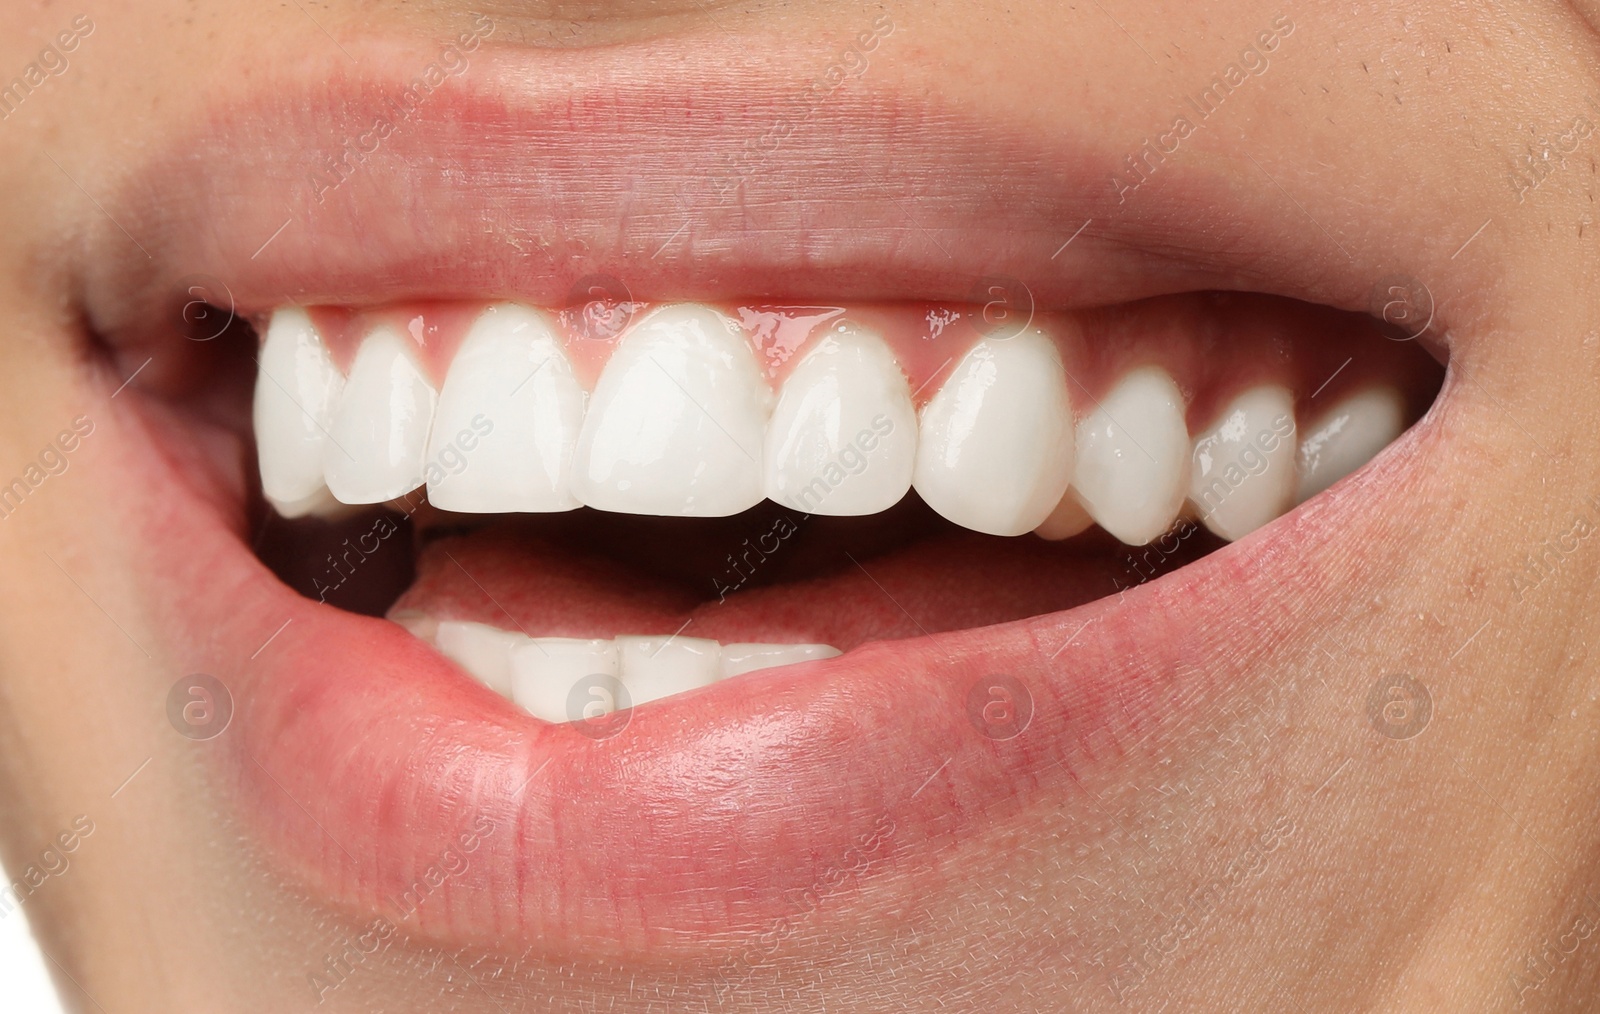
[75,20,1475,962]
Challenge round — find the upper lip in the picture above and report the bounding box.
[70,27,1478,352]
[71,20,1471,961]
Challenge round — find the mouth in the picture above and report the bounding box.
[67,19,1455,963]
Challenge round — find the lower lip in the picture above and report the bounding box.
[148,394,1427,959]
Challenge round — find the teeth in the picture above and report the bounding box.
[324,326,439,504]
[1033,492,1095,541]
[764,325,918,515]
[572,304,771,517]
[719,643,841,679]
[616,635,722,706]
[913,330,1076,536]
[253,308,345,516]
[425,621,838,720]
[1187,385,1297,541]
[509,638,620,723]
[1295,387,1403,503]
[1071,366,1190,545]
[426,304,584,513]
[434,620,521,697]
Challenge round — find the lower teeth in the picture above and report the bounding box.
[395,614,839,720]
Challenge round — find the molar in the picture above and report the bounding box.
[1295,387,1403,502]
[1187,385,1297,541]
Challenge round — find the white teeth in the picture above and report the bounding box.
[1187,385,1297,541]
[324,327,438,504]
[426,304,584,513]
[509,637,619,723]
[572,304,771,517]
[764,326,917,515]
[616,635,722,706]
[1295,387,1403,503]
[719,643,841,679]
[425,621,840,719]
[254,308,345,516]
[435,620,522,698]
[913,330,1076,536]
[1071,366,1190,546]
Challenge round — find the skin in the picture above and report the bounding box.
[1,0,1599,1010]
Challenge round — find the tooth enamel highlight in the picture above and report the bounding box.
[719,643,842,679]
[1295,387,1403,503]
[324,326,438,504]
[1071,366,1190,545]
[435,619,521,697]
[426,304,584,513]
[509,638,620,723]
[572,304,771,517]
[616,635,722,706]
[1187,385,1297,541]
[764,325,917,516]
[254,308,345,516]
[913,330,1076,537]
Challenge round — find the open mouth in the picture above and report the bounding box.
[249,292,1439,723]
[67,25,1461,965]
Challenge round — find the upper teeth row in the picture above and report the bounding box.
[254,302,1403,545]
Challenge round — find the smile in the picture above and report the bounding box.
[75,25,1455,963]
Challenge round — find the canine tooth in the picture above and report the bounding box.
[719,643,841,679]
[572,304,769,517]
[426,304,584,513]
[1034,493,1094,540]
[1188,385,1297,541]
[764,326,917,515]
[509,638,620,723]
[616,635,721,706]
[1071,366,1190,545]
[324,326,438,504]
[1295,387,1404,503]
[254,307,344,515]
[913,330,1075,536]
[435,620,522,698]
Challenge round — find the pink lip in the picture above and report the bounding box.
[80,25,1466,961]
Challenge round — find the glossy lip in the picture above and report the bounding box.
[79,27,1476,960]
